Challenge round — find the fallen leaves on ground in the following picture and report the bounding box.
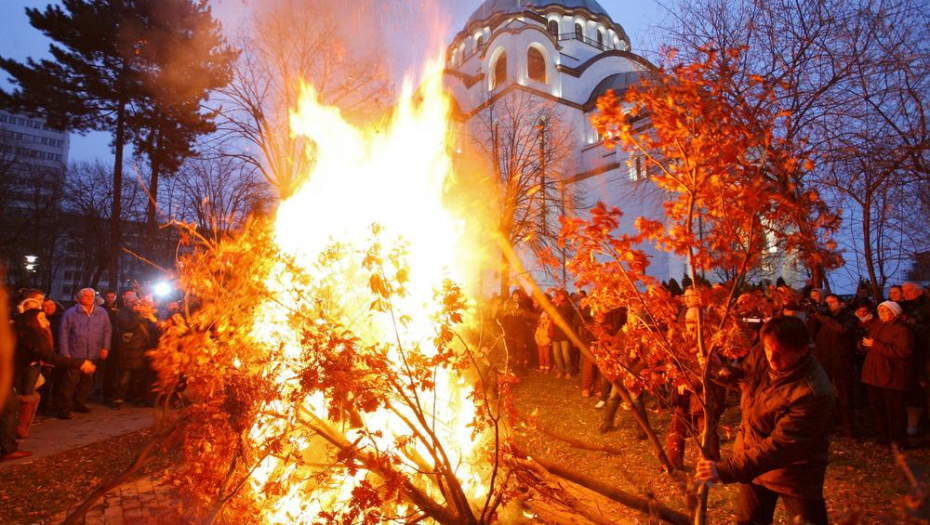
[512,369,930,524]
[0,427,171,525]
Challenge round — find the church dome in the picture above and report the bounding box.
[585,71,647,107]
[467,0,612,26]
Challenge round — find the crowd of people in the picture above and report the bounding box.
[1,277,926,522]
[1,286,175,462]
[490,280,929,524]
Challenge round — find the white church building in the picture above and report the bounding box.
[442,0,801,292]
[443,0,684,290]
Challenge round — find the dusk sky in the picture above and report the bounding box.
[0,0,667,163]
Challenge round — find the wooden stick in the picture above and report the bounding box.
[514,454,690,525]
[540,427,628,456]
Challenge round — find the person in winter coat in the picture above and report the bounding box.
[500,290,530,371]
[695,316,834,525]
[900,282,929,436]
[112,292,159,409]
[808,294,860,436]
[860,301,913,447]
[533,296,552,374]
[550,290,575,379]
[666,307,726,468]
[56,288,111,418]
[2,309,95,460]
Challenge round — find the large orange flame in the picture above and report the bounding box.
[245,57,487,523]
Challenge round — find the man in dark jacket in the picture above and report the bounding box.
[112,291,158,409]
[901,282,929,435]
[809,294,859,436]
[695,316,835,525]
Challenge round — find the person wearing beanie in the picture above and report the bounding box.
[860,301,913,448]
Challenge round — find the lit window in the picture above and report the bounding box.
[492,51,507,90]
[630,155,649,181]
[527,48,547,83]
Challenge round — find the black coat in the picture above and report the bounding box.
[116,309,159,370]
[15,325,84,372]
[809,309,858,380]
[716,348,835,498]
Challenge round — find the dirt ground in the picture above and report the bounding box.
[1,369,927,525]
[511,367,930,524]
[0,428,175,525]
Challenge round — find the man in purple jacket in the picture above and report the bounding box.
[56,288,111,419]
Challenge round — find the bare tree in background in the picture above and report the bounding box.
[215,0,392,199]
[661,0,929,296]
[466,90,576,294]
[61,161,147,288]
[172,155,272,239]
[0,144,65,290]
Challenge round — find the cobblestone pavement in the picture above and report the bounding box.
[48,476,181,525]
[3,399,185,525]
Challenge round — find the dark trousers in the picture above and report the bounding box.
[0,389,19,455]
[101,347,120,400]
[56,366,95,414]
[14,365,42,396]
[115,366,146,403]
[737,482,828,525]
[868,385,907,446]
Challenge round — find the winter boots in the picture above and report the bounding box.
[599,398,621,433]
[16,393,40,439]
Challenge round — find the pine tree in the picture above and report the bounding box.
[1,0,141,288]
[1,0,235,282]
[124,0,235,261]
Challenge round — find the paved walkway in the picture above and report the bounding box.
[2,399,182,525]
[1,399,153,470]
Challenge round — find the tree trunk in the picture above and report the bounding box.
[862,193,882,301]
[500,246,510,297]
[146,115,163,263]
[108,98,126,291]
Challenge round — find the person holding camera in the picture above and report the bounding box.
[809,294,860,437]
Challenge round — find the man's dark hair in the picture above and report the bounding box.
[825,294,843,302]
[760,316,810,352]
[103,289,117,296]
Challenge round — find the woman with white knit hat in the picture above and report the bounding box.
[860,301,913,448]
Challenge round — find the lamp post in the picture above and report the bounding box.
[24,254,38,286]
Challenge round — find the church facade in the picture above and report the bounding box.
[443,0,682,290]
[443,0,802,292]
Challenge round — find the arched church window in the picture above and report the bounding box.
[548,19,559,36]
[597,29,604,48]
[475,34,484,51]
[574,22,584,40]
[491,51,507,90]
[527,47,547,83]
